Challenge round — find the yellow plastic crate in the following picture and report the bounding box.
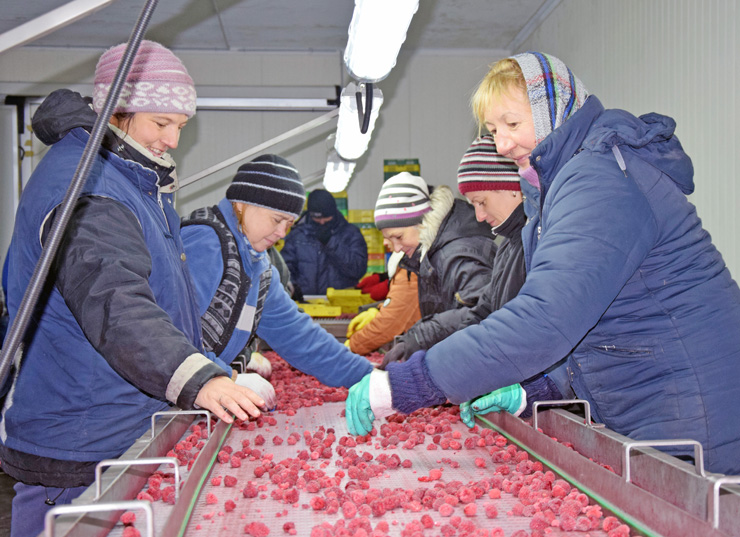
[326,287,375,314]
[296,302,342,317]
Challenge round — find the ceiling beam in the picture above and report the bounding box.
[0,0,117,56]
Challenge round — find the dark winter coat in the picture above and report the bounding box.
[401,202,526,356]
[0,90,228,487]
[399,188,497,320]
[280,211,367,295]
[422,96,740,474]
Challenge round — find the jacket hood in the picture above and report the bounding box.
[534,96,694,196]
[418,185,454,259]
[584,108,694,194]
[32,89,179,192]
[33,89,115,147]
[419,186,492,259]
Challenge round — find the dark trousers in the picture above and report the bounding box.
[11,482,87,537]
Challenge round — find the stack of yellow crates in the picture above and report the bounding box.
[325,287,375,314]
[348,209,385,275]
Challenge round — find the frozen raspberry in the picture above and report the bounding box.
[484,502,498,519]
[463,503,477,517]
[205,493,218,505]
[438,503,454,517]
[119,511,136,525]
[310,497,326,511]
[231,456,242,468]
[122,527,140,537]
[244,521,270,536]
[608,524,631,537]
[342,501,357,518]
[282,488,300,504]
[217,450,230,463]
[136,491,154,502]
[603,516,621,532]
[242,483,259,499]
[224,475,238,487]
[225,500,236,512]
[420,514,434,528]
[282,522,296,535]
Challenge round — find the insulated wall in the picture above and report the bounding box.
[516,0,739,278]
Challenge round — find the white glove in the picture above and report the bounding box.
[246,351,272,379]
[368,369,395,419]
[235,373,277,410]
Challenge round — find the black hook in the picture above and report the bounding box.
[355,82,373,134]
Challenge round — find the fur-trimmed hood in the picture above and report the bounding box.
[418,185,455,260]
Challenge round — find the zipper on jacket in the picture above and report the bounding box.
[157,191,171,234]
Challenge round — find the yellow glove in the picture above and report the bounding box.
[346,308,379,338]
[344,339,352,348]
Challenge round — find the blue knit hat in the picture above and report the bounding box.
[226,154,305,219]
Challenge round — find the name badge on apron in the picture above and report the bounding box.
[236,305,256,332]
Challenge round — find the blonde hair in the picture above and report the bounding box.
[471,58,527,133]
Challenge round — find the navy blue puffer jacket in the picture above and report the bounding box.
[281,212,367,295]
[424,96,740,475]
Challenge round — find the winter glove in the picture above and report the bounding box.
[316,225,332,245]
[379,339,407,370]
[460,384,527,428]
[367,280,390,301]
[357,273,382,291]
[345,369,394,436]
[344,339,352,348]
[245,351,272,379]
[235,373,277,411]
[346,308,379,338]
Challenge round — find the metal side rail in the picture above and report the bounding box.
[41,411,198,537]
[477,406,740,537]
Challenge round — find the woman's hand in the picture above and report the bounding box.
[195,376,265,424]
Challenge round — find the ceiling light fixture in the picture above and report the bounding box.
[334,82,383,161]
[324,148,356,193]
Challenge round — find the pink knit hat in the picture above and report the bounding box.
[92,40,196,118]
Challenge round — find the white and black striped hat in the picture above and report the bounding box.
[374,172,432,230]
[457,134,520,195]
[226,154,306,219]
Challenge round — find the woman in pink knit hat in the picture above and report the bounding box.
[1,41,271,535]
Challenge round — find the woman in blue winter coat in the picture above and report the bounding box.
[346,51,740,476]
[180,154,373,390]
[0,41,275,536]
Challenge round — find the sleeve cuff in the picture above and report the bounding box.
[167,353,229,409]
[387,350,447,414]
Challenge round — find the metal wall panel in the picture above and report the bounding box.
[518,0,740,278]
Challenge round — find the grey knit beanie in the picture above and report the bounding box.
[226,154,306,219]
[374,172,432,230]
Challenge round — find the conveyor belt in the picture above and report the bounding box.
[46,356,740,537]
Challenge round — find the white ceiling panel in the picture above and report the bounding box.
[0,0,549,53]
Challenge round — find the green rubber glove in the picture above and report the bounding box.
[460,384,526,428]
[345,373,375,436]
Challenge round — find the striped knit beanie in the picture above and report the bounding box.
[374,172,432,230]
[93,40,197,118]
[226,154,306,219]
[511,52,589,144]
[457,134,520,195]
